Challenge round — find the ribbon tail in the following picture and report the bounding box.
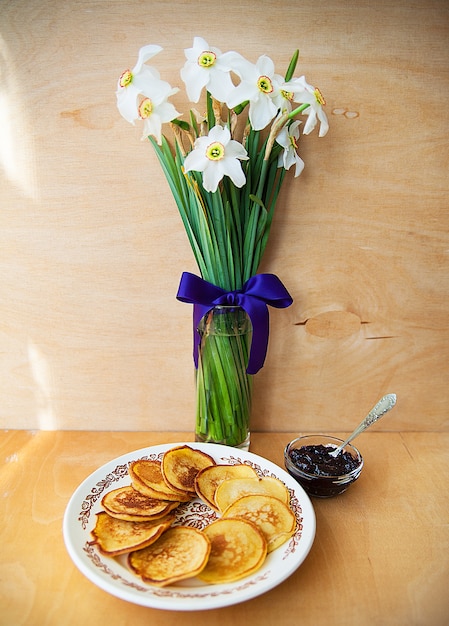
[241,299,270,375]
[192,304,211,368]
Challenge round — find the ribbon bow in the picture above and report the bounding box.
[176,272,293,374]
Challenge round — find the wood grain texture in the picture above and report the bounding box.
[0,430,448,625]
[1,0,448,431]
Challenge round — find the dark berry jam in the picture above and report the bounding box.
[289,444,359,477]
[285,441,362,497]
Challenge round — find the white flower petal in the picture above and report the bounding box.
[290,119,301,136]
[302,109,317,135]
[116,85,140,123]
[221,158,246,187]
[248,96,278,130]
[207,71,236,103]
[155,100,180,123]
[283,149,296,170]
[215,50,239,72]
[256,55,275,77]
[148,79,179,105]
[226,53,255,80]
[227,82,257,108]
[183,149,209,173]
[202,163,224,193]
[132,66,161,93]
[317,108,329,137]
[208,125,229,143]
[134,44,162,73]
[180,62,208,102]
[275,126,290,150]
[142,113,163,144]
[284,75,309,97]
[294,155,305,177]
[194,134,213,150]
[192,36,210,51]
[223,139,248,160]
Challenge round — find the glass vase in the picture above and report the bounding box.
[195,306,253,449]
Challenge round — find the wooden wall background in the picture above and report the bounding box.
[1,0,448,433]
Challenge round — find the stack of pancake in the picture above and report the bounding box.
[90,444,296,586]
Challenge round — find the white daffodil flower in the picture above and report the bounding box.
[275,120,305,177]
[183,125,248,193]
[283,75,329,137]
[272,74,295,115]
[226,54,281,131]
[116,44,164,123]
[137,81,180,145]
[116,44,180,144]
[181,37,236,103]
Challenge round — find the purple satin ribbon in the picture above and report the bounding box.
[176,272,293,375]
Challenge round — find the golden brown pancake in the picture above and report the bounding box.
[198,518,267,583]
[194,464,258,510]
[101,486,179,521]
[215,475,290,513]
[222,494,296,552]
[128,526,211,586]
[129,459,191,502]
[161,445,216,494]
[90,511,175,556]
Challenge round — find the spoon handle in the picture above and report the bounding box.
[331,393,397,456]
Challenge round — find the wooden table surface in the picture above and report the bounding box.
[1,430,448,626]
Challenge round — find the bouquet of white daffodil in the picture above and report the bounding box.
[116,37,328,447]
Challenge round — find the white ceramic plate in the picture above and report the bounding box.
[63,442,315,611]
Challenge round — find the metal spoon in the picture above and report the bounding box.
[329,393,397,457]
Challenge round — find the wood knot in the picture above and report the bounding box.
[303,311,362,339]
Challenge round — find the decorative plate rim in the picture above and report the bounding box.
[63,441,316,611]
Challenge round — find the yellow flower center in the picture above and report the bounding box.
[289,134,298,150]
[119,69,132,88]
[281,89,294,101]
[314,88,326,106]
[198,51,217,68]
[257,75,273,94]
[206,141,225,161]
[138,98,153,119]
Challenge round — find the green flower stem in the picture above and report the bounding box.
[289,102,310,118]
[149,105,296,446]
[195,307,252,447]
[285,49,299,81]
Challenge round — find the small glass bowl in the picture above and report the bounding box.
[284,435,363,498]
